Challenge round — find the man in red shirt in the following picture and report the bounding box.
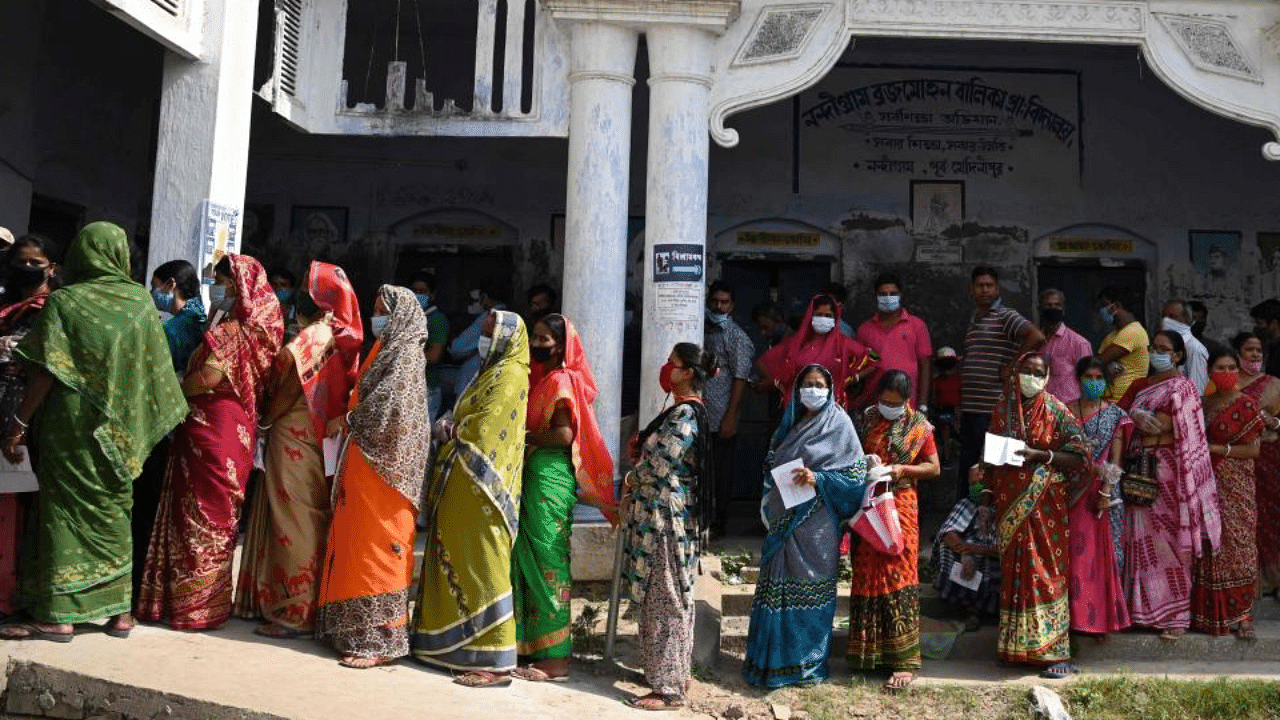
[854,273,933,412]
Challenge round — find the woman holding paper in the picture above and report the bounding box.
[743,363,872,688]
[985,352,1086,678]
[235,261,362,638]
[316,285,429,668]
[138,254,283,631]
[847,370,939,690]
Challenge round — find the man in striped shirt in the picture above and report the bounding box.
[958,266,1045,497]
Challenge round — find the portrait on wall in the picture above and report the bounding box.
[1189,230,1241,278]
[1258,232,1280,270]
[291,206,348,262]
[910,181,964,235]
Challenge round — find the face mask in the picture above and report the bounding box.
[968,482,985,504]
[8,264,47,290]
[877,295,900,313]
[477,335,493,361]
[467,302,484,315]
[274,288,294,306]
[152,288,174,313]
[208,283,232,312]
[811,316,836,335]
[659,362,676,394]
[707,311,729,325]
[416,293,431,310]
[1040,308,1064,326]
[1210,370,1239,391]
[878,402,905,420]
[370,315,389,338]
[1150,352,1175,373]
[1098,305,1115,324]
[1190,321,1206,337]
[1019,372,1047,398]
[530,345,553,364]
[799,386,829,410]
[1080,378,1108,401]
[936,358,957,372]
[1161,317,1188,333]
[1243,359,1264,375]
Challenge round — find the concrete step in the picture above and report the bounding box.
[719,616,1280,663]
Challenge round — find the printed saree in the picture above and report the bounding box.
[317,285,429,660]
[15,222,186,622]
[138,254,284,630]
[1240,375,1280,596]
[743,364,868,688]
[412,310,529,671]
[1069,403,1132,634]
[989,380,1086,665]
[846,406,934,671]
[235,261,362,631]
[513,315,614,661]
[1191,393,1261,635]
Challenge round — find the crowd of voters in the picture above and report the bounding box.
[0,221,1277,710]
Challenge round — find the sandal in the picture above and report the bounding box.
[0,622,74,643]
[253,624,309,640]
[883,672,916,691]
[1038,662,1080,679]
[511,666,569,683]
[624,693,684,711]
[454,671,512,688]
[338,655,394,669]
[1159,628,1186,642]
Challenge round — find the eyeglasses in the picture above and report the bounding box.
[1148,346,1175,353]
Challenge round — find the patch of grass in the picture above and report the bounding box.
[1066,676,1280,720]
[783,680,1026,720]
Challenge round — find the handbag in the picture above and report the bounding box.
[1121,448,1159,507]
[849,479,905,555]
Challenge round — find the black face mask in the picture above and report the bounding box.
[7,264,47,291]
[936,358,957,372]
[1190,321,1206,337]
[529,345,553,363]
[1040,308,1064,325]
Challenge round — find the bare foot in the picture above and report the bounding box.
[511,665,569,682]
[884,672,916,691]
[339,655,393,669]
[0,622,73,642]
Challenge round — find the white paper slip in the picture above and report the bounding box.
[0,454,38,494]
[949,562,983,591]
[323,433,346,477]
[983,432,1026,467]
[770,458,816,509]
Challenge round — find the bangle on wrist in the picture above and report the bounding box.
[12,416,28,429]
[1225,444,1232,457]
[1046,449,1055,465]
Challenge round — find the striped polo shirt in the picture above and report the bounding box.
[961,298,1031,415]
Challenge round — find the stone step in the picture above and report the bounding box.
[719,616,1280,663]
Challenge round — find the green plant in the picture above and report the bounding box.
[570,602,603,657]
[720,547,753,580]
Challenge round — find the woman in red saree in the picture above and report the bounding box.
[138,254,283,630]
[1115,330,1218,639]
[512,314,615,682]
[1193,348,1262,638]
[985,353,1087,678]
[847,370,939,690]
[755,294,876,412]
[1234,332,1280,600]
[235,261,361,637]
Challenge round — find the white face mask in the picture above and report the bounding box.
[799,386,829,410]
[477,335,493,361]
[208,283,231,312]
[877,295,901,313]
[1150,352,1175,372]
[811,316,836,335]
[370,315,390,338]
[878,402,905,420]
[1019,372,1048,398]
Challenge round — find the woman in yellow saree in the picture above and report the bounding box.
[412,310,529,687]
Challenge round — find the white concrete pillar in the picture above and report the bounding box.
[560,22,639,469]
[638,25,715,426]
[146,0,261,278]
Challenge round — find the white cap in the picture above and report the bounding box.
[0,227,13,248]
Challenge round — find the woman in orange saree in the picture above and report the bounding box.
[986,353,1087,678]
[235,261,362,637]
[316,285,429,668]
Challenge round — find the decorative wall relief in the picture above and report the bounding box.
[734,5,828,66]
[847,0,1145,36]
[1155,13,1260,82]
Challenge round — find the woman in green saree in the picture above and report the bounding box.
[0,221,187,641]
[411,309,529,686]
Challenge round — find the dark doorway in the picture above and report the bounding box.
[1037,262,1147,349]
[717,257,833,504]
[27,195,85,249]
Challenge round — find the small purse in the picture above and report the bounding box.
[1120,448,1159,507]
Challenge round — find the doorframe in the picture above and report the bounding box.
[1031,224,1158,327]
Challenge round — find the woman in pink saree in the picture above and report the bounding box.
[1115,331,1218,639]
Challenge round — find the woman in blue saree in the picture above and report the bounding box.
[742,363,870,688]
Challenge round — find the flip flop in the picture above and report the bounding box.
[0,623,73,643]
[103,623,134,639]
[1038,662,1080,679]
[453,671,513,688]
[624,694,684,712]
[511,666,569,683]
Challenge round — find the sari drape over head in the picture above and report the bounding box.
[413,310,529,671]
[743,364,869,688]
[203,254,285,426]
[989,375,1086,665]
[757,297,876,410]
[15,221,186,622]
[317,285,429,660]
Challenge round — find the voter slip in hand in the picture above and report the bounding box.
[770,458,816,508]
[983,432,1026,467]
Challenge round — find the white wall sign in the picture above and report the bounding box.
[652,243,704,327]
[198,200,241,284]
